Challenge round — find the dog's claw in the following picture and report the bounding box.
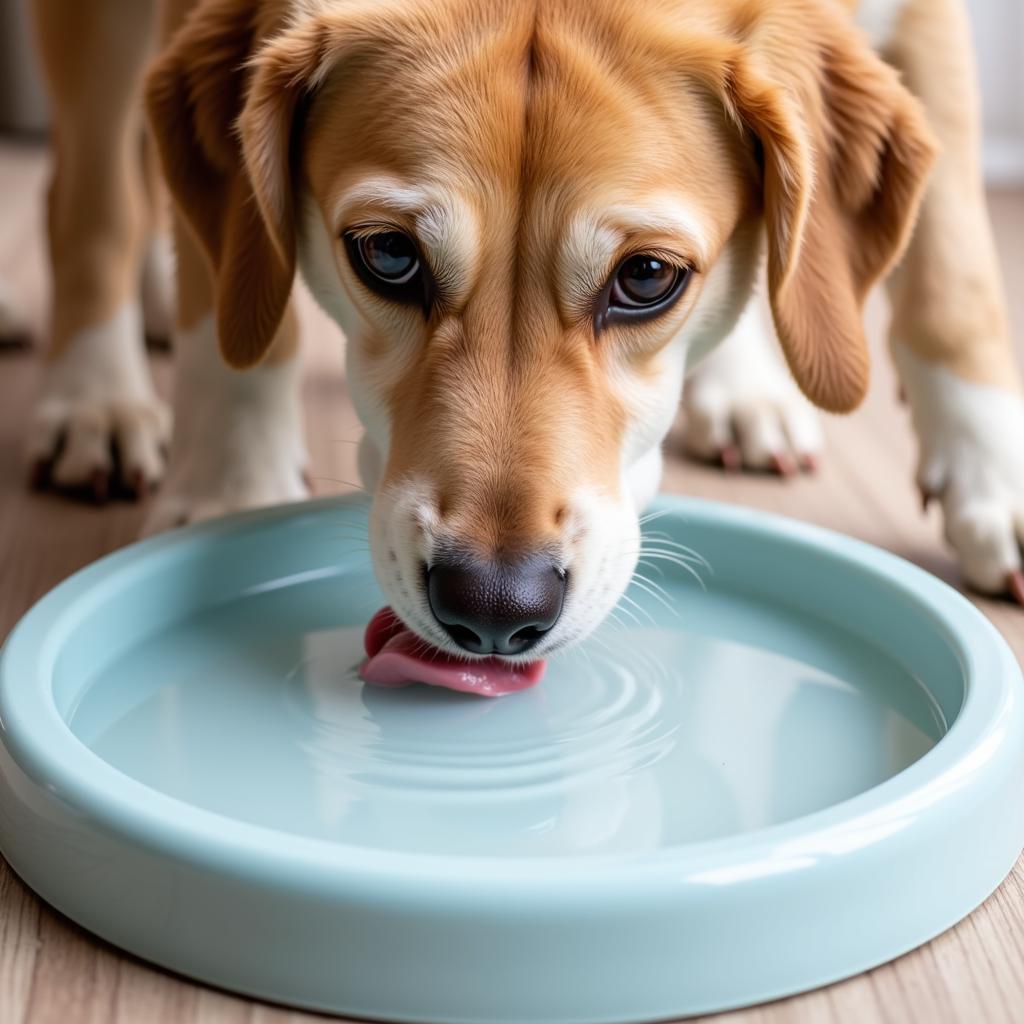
[29,458,51,491]
[770,452,796,477]
[144,332,172,355]
[126,469,148,500]
[0,329,32,351]
[1007,570,1024,607]
[90,469,110,505]
[720,445,741,472]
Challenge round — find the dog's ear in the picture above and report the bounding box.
[145,2,326,368]
[722,12,936,412]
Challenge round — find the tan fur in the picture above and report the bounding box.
[735,2,936,412]
[296,0,758,554]
[141,0,944,552]
[32,0,162,355]
[883,0,1021,392]
[648,0,937,411]
[146,0,299,369]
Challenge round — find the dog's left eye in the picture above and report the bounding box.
[343,230,432,312]
[596,254,691,332]
[612,255,687,309]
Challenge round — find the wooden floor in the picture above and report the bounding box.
[1,137,1023,1023]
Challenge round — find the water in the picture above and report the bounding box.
[69,572,944,857]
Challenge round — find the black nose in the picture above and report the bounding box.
[427,555,567,656]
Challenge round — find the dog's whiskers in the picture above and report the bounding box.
[638,508,675,526]
[640,532,712,570]
[629,571,680,618]
[614,593,650,629]
[638,552,707,591]
[309,474,367,493]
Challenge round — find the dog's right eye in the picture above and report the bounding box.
[343,230,432,313]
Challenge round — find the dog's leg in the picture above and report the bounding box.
[139,126,174,350]
[138,0,309,534]
[680,288,822,474]
[142,218,308,533]
[29,0,169,499]
[882,0,1024,600]
[0,277,30,349]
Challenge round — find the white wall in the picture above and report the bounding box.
[968,0,1024,184]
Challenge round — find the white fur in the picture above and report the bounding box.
[143,314,308,533]
[560,198,710,318]
[681,289,822,468]
[29,303,170,487]
[330,177,481,304]
[855,0,909,51]
[893,342,1024,592]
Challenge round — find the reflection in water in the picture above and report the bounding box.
[70,575,945,857]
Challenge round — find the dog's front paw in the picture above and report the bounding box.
[28,306,170,500]
[142,347,309,535]
[144,440,309,534]
[681,300,821,474]
[896,344,1024,602]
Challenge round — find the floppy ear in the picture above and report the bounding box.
[725,16,937,412]
[145,1,325,368]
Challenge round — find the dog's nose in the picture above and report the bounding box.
[427,556,567,656]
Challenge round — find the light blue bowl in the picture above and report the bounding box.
[1,495,1022,1023]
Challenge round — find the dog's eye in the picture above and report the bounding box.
[343,229,432,313]
[359,232,419,283]
[612,256,684,308]
[596,254,691,332]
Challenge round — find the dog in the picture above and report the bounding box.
[20,0,1024,667]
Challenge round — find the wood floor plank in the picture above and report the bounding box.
[1,140,1023,1024]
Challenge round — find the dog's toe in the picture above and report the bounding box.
[899,358,1024,606]
[28,396,170,502]
[142,429,309,536]
[142,472,309,536]
[680,390,733,464]
[942,492,1024,599]
[733,400,790,472]
[681,391,822,476]
[27,306,169,503]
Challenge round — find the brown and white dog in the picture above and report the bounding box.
[18,0,1024,666]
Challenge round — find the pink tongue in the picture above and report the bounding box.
[359,607,546,698]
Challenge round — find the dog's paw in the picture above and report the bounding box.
[681,300,821,474]
[142,324,309,534]
[143,432,309,534]
[895,343,1024,602]
[28,305,170,501]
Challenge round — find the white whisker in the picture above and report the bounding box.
[618,591,655,627]
[630,573,679,617]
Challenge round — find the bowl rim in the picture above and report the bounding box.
[2,494,1020,893]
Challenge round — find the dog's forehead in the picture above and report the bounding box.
[303,0,746,224]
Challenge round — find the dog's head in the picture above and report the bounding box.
[148,0,934,662]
